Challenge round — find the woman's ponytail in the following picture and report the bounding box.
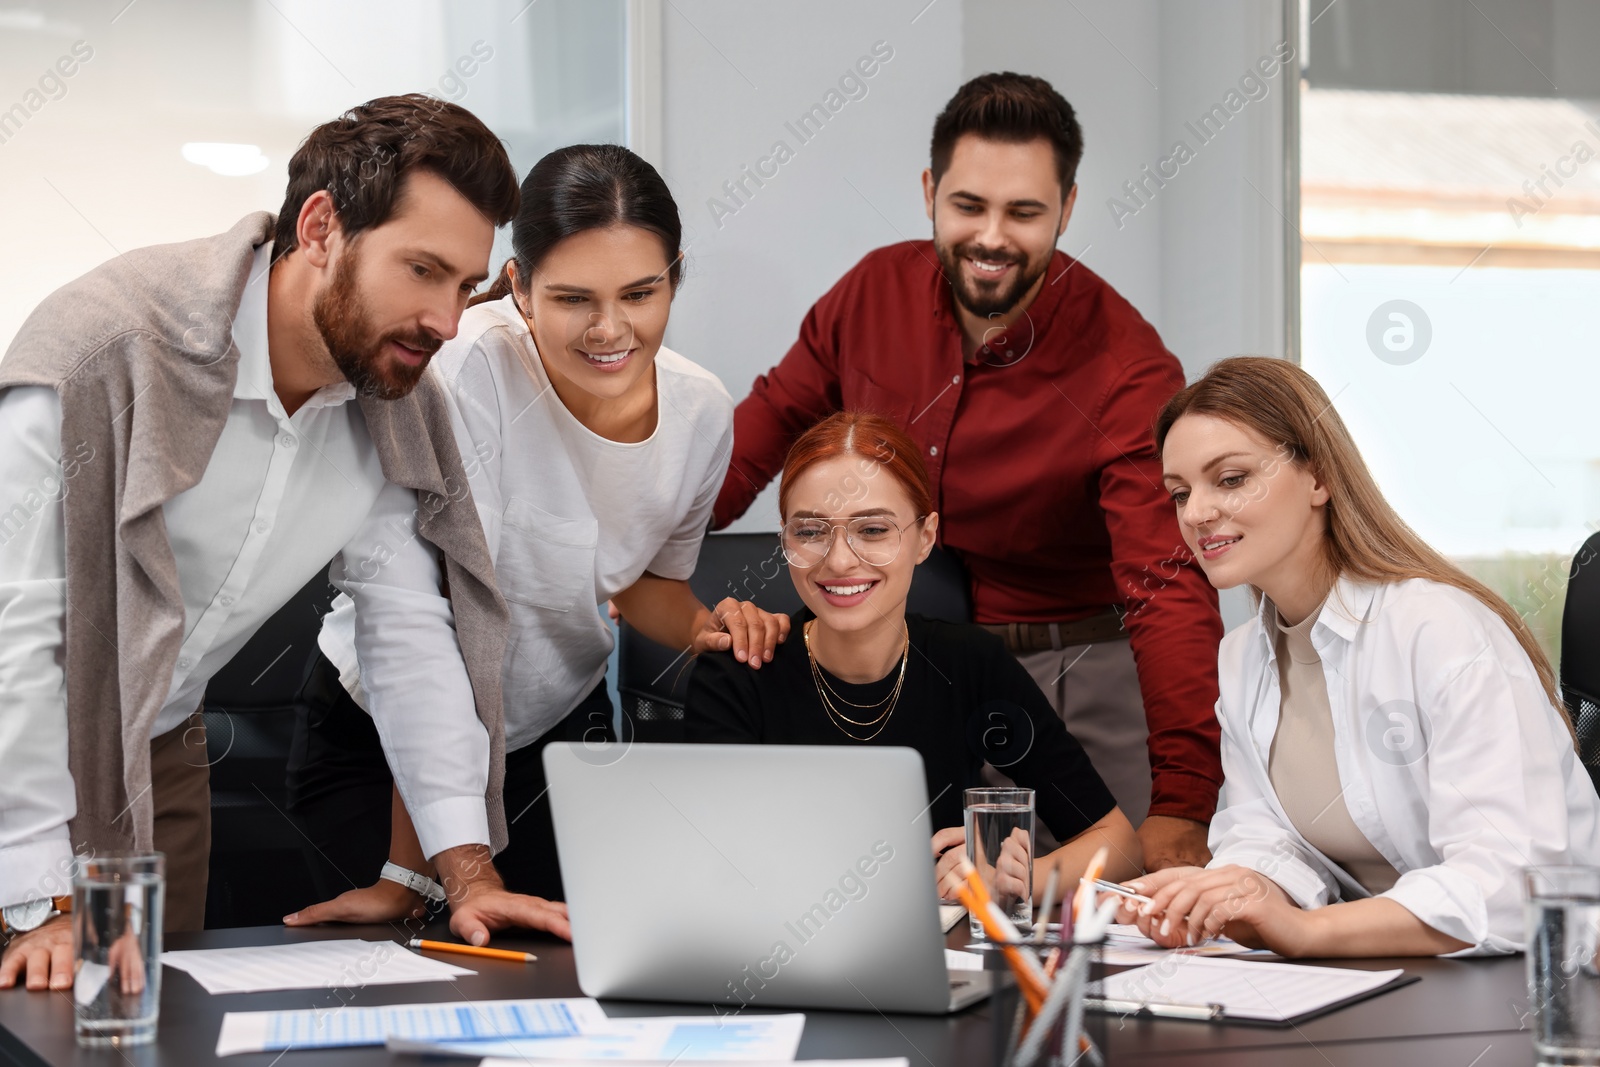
[469,259,517,309]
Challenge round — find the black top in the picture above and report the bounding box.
[685,609,1117,840]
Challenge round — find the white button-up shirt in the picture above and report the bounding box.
[0,243,480,907]
[1209,575,1600,954]
[318,296,732,858]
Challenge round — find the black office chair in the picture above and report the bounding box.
[617,531,971,742]
[202,570,337,928]
[1559,530,1600,797]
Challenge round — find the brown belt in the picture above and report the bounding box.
[980,608,1125,654]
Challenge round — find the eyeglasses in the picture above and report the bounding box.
[780,515,926,568]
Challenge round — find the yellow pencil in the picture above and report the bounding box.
[957,857,995,912]
[955,885,1047,1012]
[407,937,537,963]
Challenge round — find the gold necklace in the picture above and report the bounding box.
[804,620,909,742]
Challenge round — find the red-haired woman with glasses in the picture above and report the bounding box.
[687,411,1140,905]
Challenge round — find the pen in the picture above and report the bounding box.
[407,937,537,963]
[954,882,1048,1011]
[1092,877,1155,905]
[1085,996,1224,1021]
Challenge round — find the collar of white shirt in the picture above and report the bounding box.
[230,242,357,413]
[1253,574,1382,662]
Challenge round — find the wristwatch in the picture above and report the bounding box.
[1,896,72,937]
[380,862,447,904]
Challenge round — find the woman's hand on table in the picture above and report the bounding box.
[932,826,969,902]
[1113,864,1303,952]
[931,825,1029,917]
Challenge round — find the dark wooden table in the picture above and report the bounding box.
[0,922,1537,1065]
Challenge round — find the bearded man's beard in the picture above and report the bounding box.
[933,235,1049,319]
[312,249,441,400]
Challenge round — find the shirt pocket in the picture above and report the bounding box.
[496,497,598,613]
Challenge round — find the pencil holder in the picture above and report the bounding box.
[986,937,1105,1067]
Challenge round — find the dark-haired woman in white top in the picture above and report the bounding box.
[284,146,786,944]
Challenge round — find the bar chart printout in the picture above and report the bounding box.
[214,997,604,1056]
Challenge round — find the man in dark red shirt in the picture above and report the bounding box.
[713,73,1224,871]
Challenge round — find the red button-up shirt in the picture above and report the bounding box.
[713,241,1223,822]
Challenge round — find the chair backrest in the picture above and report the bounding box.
[1559,530,1600,796]
[618,532,971,740]
[202,571,338,794]
[202,570,335,927]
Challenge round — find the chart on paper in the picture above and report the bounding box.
[215,997,604,1056]
[388,1012,807,1061]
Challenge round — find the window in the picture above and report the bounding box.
[1297,0,1600,661]
[0,0,627,346]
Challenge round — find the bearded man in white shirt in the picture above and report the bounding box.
[0,95,561,994]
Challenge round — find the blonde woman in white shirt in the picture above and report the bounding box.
[1117,356,1600,957]
[284,145,787,934]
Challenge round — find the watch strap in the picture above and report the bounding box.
[1,896,71,936]
[379,862,446,903]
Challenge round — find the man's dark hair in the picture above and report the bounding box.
[929,72,1083,195]
[274,93,519,255]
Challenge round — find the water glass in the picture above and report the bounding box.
[964,787,1034,940]
[1525,865,1600,1064]
[73,852,164,1048]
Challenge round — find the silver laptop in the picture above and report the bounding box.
[544,742,992,1015]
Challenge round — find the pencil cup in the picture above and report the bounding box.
[73,852,165,1048]
[964,787,1035,940]
[992,938,1105,1067]
[1524,865,1600,1064]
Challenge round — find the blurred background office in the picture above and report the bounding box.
[7,0,1595,652]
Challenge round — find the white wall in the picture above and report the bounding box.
[961,0,1167,335]
[1155,1,1290,371]
[0,0,625,354]
[661,0,1286,629]
[659,0,965,529]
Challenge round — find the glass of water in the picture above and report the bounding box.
[964,787,1034,940]
[1525,865,1600,1064]
[73,852,164,1048]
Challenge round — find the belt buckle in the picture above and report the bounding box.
[1006,621,1023,654]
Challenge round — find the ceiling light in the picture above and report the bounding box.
[181,142,269,177]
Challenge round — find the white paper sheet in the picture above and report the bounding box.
[215,997,604,1056]
[164,939,473,994]
[387,1012,806,1061]
[73,960,111,1007]
[945,948,984,971]
[1096,956,1405,1022]
[938,905,966,933]
[1099,923,1261,966]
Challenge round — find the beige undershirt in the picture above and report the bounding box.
[1267,601,1400,895]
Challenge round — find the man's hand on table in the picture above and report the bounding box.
[284,878,430,927]
[435,844,572,944]
[1137,815,1212,872]
[0,913,72,992]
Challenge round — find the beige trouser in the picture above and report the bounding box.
[984,636,1151,850]
[148,710,211,932]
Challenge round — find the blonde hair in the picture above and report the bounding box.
[1155,356,1568,729]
